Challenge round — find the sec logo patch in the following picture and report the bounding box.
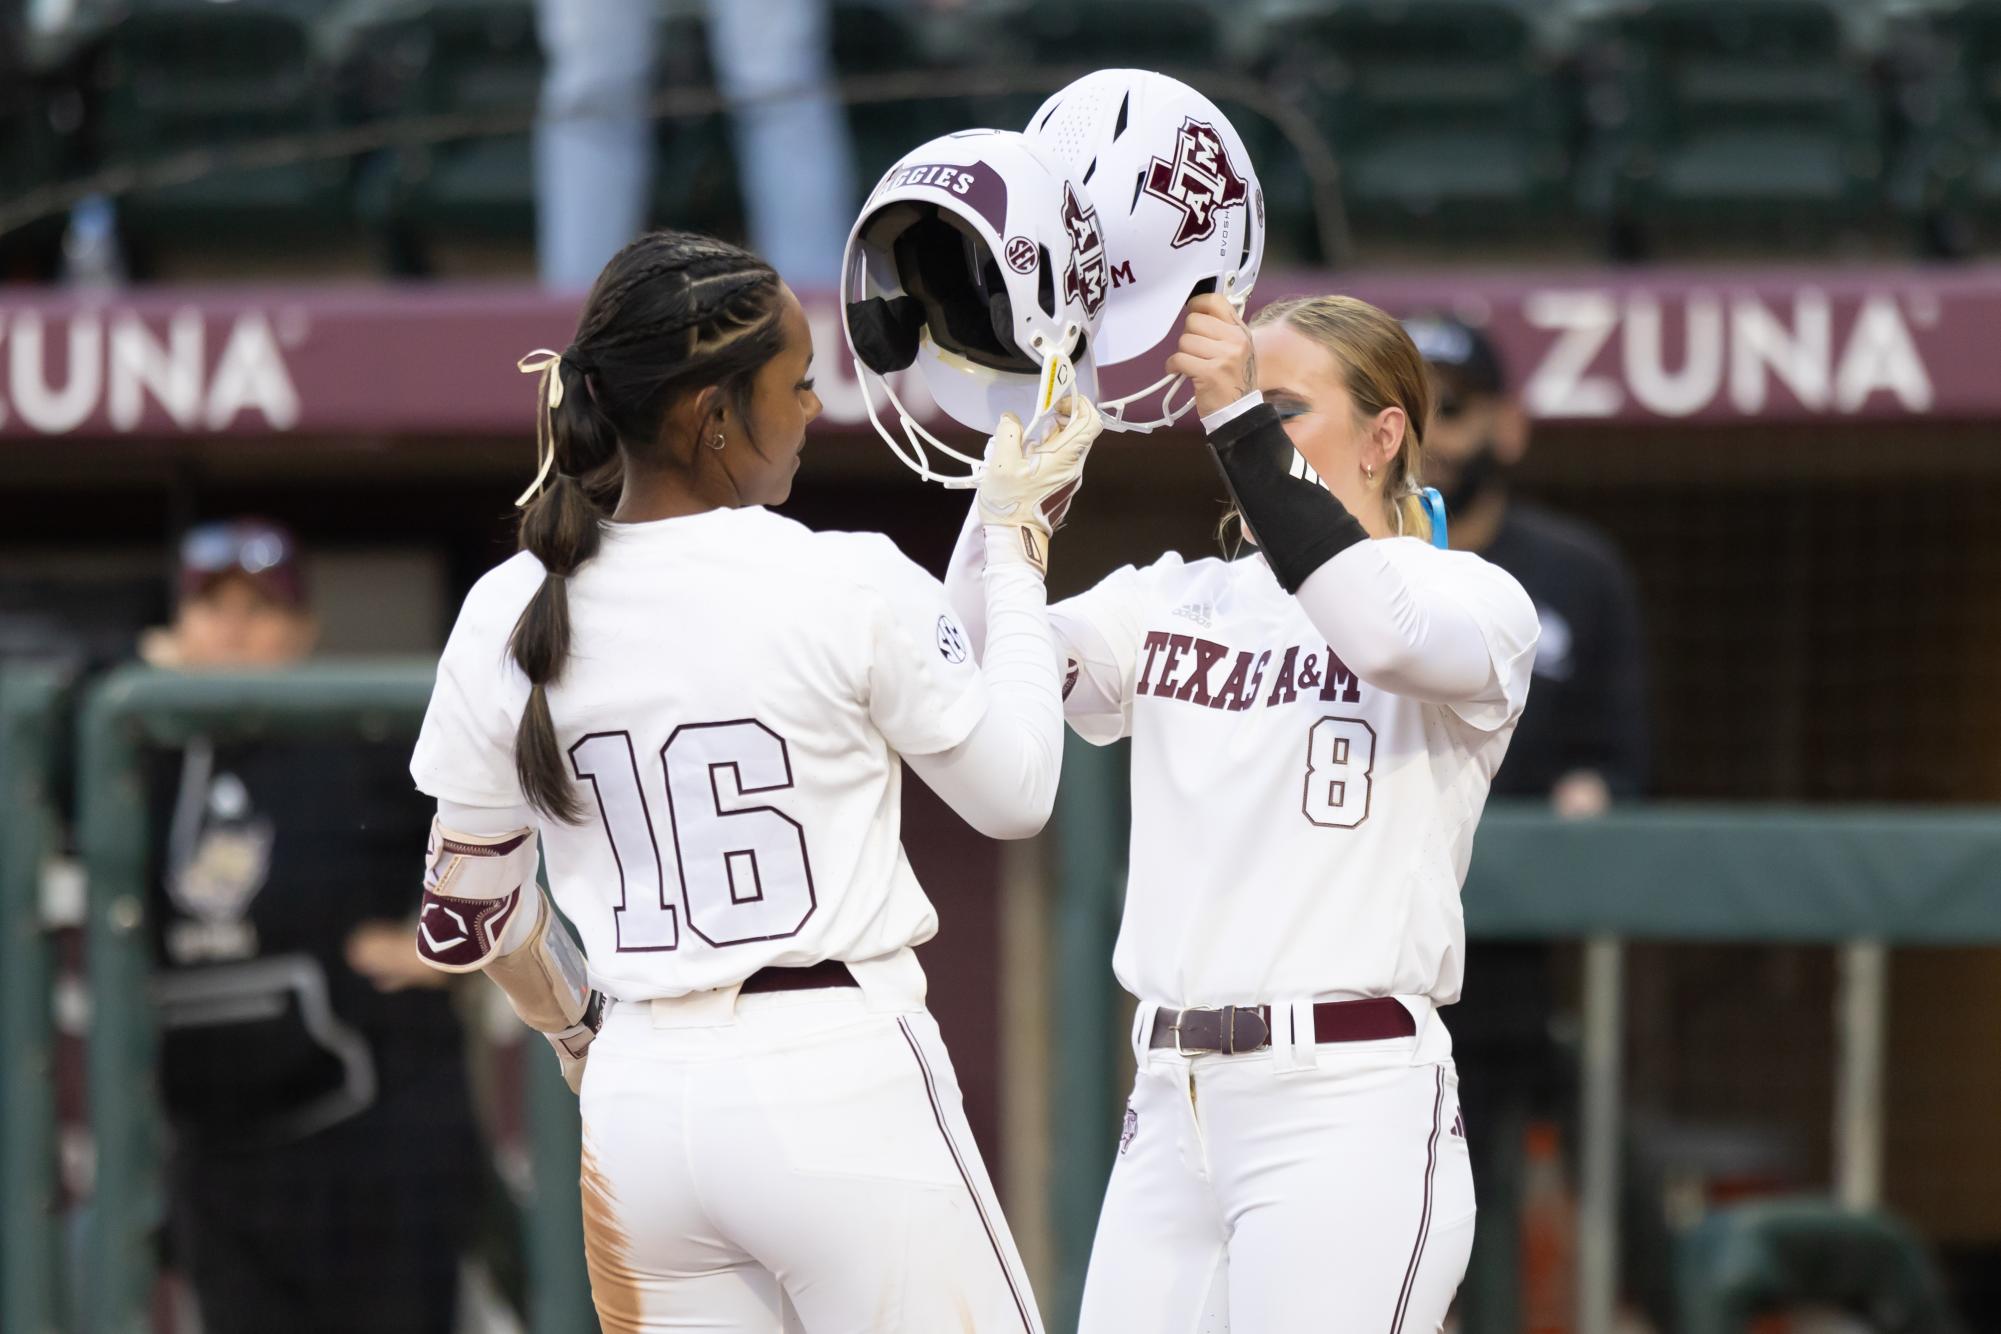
[936,615,969,664]
[1004,235,1038,274]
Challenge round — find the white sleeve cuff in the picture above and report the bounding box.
[1200,390,1265,436]
[981,523,1043,571]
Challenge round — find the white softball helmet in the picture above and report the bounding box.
[842,128,1107,488]
[1026,69,1265,433]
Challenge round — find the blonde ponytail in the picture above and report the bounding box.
[1394,486,1432,544]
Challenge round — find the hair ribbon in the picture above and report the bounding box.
[515,349,567,508]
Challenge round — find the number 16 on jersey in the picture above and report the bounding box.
[569,721,817,952]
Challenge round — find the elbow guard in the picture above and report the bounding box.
[418,818,605,1091]
[1208,404,1368,593]
[416,817,587,1031]
[416,818,541,972]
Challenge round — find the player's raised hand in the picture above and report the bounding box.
[1166,292,1258,420]
[977,393,1104,575]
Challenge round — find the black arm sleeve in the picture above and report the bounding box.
[1206,403,1368,593]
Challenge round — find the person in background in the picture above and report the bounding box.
[142,519,482,1334]
[535,0,856,291]
[1402,315,1659,1331]
[1403,313,1648,812]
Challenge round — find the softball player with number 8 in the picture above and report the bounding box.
[956,288,1539,1331]
[942,71,1542,1332]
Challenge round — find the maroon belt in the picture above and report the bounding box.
[739,959,859,994]
[1148,998,1415,1055]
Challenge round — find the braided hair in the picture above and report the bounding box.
[510,230,787,822]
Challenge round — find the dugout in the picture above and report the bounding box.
[4,271,2001,1332]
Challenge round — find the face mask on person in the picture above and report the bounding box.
[1442,436,1504,514]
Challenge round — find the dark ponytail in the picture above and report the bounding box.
[506,231,787,821]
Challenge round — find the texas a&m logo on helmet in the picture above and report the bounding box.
[1061,183,1109,319]
[1143,117,1250,248]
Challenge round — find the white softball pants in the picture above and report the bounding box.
[1078,1009,1475,1334]
[576,960,1041,1334]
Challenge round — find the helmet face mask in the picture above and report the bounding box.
[842,129,1105,487]
[1098,357,1200,432]
[1026,70,1266,433]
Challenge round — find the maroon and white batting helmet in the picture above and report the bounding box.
[842,128,1107,488]
[1026,70,1265,433]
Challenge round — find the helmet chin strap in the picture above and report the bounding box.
[1022,344,1080,442]
[855,356,986,489]
[856,341,1086,490]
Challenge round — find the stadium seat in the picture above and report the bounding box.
[1890,1,2001,255]
[648,8,742,239]
[829,0,987,197]
[346,0,543,273]
[0,3,99,281]
[0,125,63,283]
[1675,1199,1964,1334]
[1261,0,1575,238]
[1022,0,1228,68]
[1230,100,1330,263]
[0,7,47,279]
[0,19,39,200]
[79,0,354,265]
[1577,0,1887,251]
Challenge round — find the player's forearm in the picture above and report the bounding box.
[418,804,605,1091]
[1203,403,1496,702]
[418,807,589,1026]
[1205,403,1368,592]
[906,551,1063,839]
[1295,543,1496,702]
[943,499,991,659]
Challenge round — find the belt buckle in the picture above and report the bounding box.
[1169,1006,1215,1057]
[1167,1005,1268,1056]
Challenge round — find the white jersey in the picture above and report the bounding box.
[411,507,988,1002]
[1052,541,1537,1009]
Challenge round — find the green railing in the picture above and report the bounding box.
[1045,733,1132,1329]
[1,665,72,1334]
[71,661,593,1334]
[1464,803,2001,944]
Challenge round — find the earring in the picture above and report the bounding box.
[709,431,726,451]
[1363,463,1377,483]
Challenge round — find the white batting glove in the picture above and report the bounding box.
[976,394,1103,575]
